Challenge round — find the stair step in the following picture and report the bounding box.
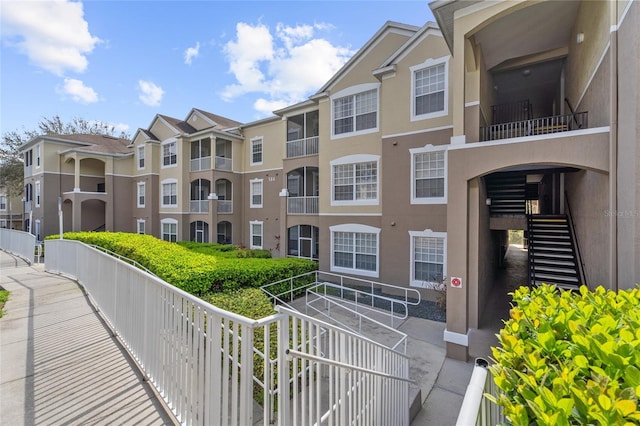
[534,274,579,284]
[533,259,577,268]
[533,266,578,276]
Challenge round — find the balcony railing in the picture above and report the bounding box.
[217,199,232,214]
[190,156,211,171]
[189,200,209,213]
[480,111,588,142]
[287,196,318,214]
[286,136,319,158]
[215,156,232,171]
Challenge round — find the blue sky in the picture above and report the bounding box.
[1,1,435,137]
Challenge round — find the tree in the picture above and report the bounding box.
[0,115,131,200]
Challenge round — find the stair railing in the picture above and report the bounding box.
[564,98,584,130]
[526,214,535,288]
[564,192,587,287]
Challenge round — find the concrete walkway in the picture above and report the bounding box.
[0,250,175,425]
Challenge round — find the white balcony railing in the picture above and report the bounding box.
[286,136,319,158]
[480,111,588,141]
[190,156,211,171]
[189,200,209,213]
[215,156,232,171]
[217,200,232,214]
[44,239,411,426]
[287,196,318,214]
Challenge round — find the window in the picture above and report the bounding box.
[411,57,449,120]
[25,149,33,167]
[137,182,145,208]
[217,221,232,244]
[35,181,40,207]
[410,230,446,288]
[34,219,40,241]
[36,145,41,168]
[332,84,379,136]
[0,195,6,211]
[162,141,177,167]
[250,137,263,165]
[190,138,211,171]
[410,146,447,204]
[190,221,209,243]
[137,145,145,169]
[137,219,145,235]
[330,224,380,277]
[161,219,178,242]
[25,184,32,202]
[331,155,379,205]
[287,225,319,260]
[161,180,177,207]
[250,179,263,208]
[250,221,263,249]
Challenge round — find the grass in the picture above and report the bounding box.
[0,290,9,318]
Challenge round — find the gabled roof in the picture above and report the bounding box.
[158,114,197,134]
[313,21,421,96]
[191,108,243,130]
[374,21,442,75]
[33,134,132,155]
[429,0,482,52]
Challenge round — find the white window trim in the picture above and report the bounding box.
[409,145,448,205]
[0,194,7,211]
[35,145,41,169]
[330,83,380,140]
[410,56,450,122]
[409,229,447,288]
[137,145,145,170]
[250,178,263,208]
[161,218,178,241]
[250,137,263,166]
[137,181,146,208]
[161,178,178,208]
[137,219,146,234]
[250,220,263,249]
[329,223,380,278]
[161,139,178,169]
[35,181,41,207]
[330,154,380,206]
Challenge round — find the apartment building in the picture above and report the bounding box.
[20,0,639,361]
[0,188,22,230]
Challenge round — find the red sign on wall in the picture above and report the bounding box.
[450,276,463,288]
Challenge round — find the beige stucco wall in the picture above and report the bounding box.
[616,0,640,288]
[241,117,285,172]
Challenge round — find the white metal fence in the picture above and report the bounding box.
[0,228,37,264]
[456,358,504,426]
[45,239,411,425]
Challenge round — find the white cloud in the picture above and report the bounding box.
[221,21,353,115]
[0,0,100,76]
[138,80,164,107]
[57,78,99,104]
[184,42,200,65]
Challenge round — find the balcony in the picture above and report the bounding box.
[215,156,232,171]
[189,200,209,214]
[190,156,211,172]
[286,136,319,158]
[217,200,232,214]
[287,196,318,215]
[480,112,588,142]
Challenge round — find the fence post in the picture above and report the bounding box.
[277,310,291,426]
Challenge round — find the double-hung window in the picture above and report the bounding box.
[162,141,177,167]
[137,182,145,207]
[250,137,263,165]
[410,230,446,288]
[411,57,449,120]
[0,195,7,211]
[410,146,447,204]
[161,219,177,242]
[35,181,41,207]
[250,221,263,249]
[36,145,41,168]
[250,179,263,208]
[161,180,177,207]
[331,155,379,205]
[137,145,145,169]
[137,219,146,235]
[330,224,380,277]
[332,84,379,137]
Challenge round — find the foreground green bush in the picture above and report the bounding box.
[490,284,640,425]
[51,232,316,295]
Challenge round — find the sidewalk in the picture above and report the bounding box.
[0,250,175,425]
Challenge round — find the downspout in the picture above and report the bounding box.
[609,1,619,291]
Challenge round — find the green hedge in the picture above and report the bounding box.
[177,241,272,259]
[52,232,317,295]
[489,284,640,425]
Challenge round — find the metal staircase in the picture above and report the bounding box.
[485,173,527,215]
[527,215,581,289]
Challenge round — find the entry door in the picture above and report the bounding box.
[300,238,312,259]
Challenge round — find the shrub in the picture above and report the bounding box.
[0,289,9,318]
[489,284,640,425]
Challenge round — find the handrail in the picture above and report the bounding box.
[456,358,504,426]
[564,192,587,287]
[86,243,159,278]
[564,98,582,129]
[285,349,416,384]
